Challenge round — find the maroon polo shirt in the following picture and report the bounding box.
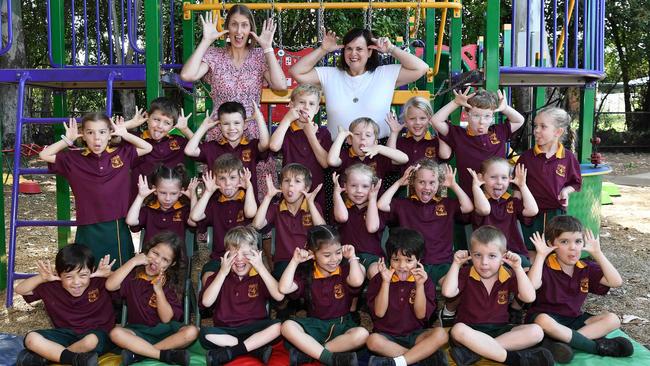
[280,122,333,207]
[529,254,609,318]
[23,277,115,334]
[130,132,187,200]
[131,201,190,244]
[202,268,271,327]
[471,193,528,256]
[338,147,394,179]
[455,265,518,325]
[48,143,137,225]
[439,121,511,197]
[199,190,250,259]
[291,263,361,319]
[265,199,322,262]
[366,273,436,336]
[337,199,386,256]
[119,269,183,326]
[390,196,461,265]
[396,131,444,174]
[516,144,582,211]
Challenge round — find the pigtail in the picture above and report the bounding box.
[564,125,576,152]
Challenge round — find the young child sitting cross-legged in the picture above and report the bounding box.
[527,215,633,363]
[442,225,554,366]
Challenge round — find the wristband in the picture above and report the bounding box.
[61,135,74,147]
[387,45,396,55]
[263,47,274,55]
[349,256,360,262]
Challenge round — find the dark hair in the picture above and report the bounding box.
[337,28,381,73]
[544,215,584,244]
[217,101,247,121]
[281,163,312,190]
[470,225,507,253]
[225,5,257,48]
[55,243,96,275]
[213,153,244,175]
[140,231,187,296]
[149,97,179,123]
[306,225,340,252]
[144,164,189,206]
[79,112,120,147]
[467,89,499,110]
[386,227,425,261]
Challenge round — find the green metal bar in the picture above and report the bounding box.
[484,0,500,91]
[449,3,462,125]
[145,0,162,104]
[51,0,71,247]
[578,86,596,163]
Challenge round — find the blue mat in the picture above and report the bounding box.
[0,334,24,366]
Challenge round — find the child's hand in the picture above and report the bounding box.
[304,121,319,136]
[453,87,475,108]
[453,250,471,266]
[251,101,264,122]
[64,118,81,142]
[320,28,343,53]
[183,177,200,199]
[337,126,352,139]
[292,247,314,264]
[133,253,150,266]
[200,111,219,131]
[398,165,418,186]
[250,17,277,50]
[239,167,253,190]
[467,168,485,189]
[341,244,356,259]
[244,249,265,270]
[360,145,380,159]
[199,12,229,42]
[201,170,218,193]
[152,273,165,293]
[495,90,507,113]
[582,229,602,257]
[369,36,394,54]
[510,164,527,188]
[265,174,281,198]
[442,164,457,188]
[91,255,116,278]
[110,116,128,138]
[219,251,236,275]
[386,111,402,134]
[411,262,428,285]
[174,108,192,131]
[332,172,345,196]
[558,187,572,207]
[529,232,557,258]
[36,260,61,282]
[502,251,522,270]
[368,179,383,200]
[127,106,148,128]
[137,175,156,199]
[302,183,323,204]
[377,258,395,283]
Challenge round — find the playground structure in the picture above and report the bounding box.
[0,0,607,309]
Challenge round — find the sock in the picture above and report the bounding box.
[230,342,248,358]
[318,348,333,365]
[443,306,456,316]
[504,350,521,365]
[569,330,598,354]
[392,355,408,366]
[59,349,76,364]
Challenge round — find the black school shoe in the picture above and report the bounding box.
[71,352,98,366]
[367,355,395,366]
[120,350,143,366]
[448,337,481,366]
[595,337,635,357]
[206,347,233,366]
[332,351,358,366]
[420,349,450,366]
[513,347,555,366]
[538,337,574,363]
[288,346,313,366]
[250,345,273,364]
[16,350,48,366]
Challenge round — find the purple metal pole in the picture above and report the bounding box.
[95,0,100,64]
[539,0,545,66]
[525,0,531,67]
[574,0,579,68]
[120,0,125,64]
[583,0,588,70]
[600,0,605,71]
[511,0,516,67]
[73,0,78,65]
[108,0,114,64]
[564,0,568,66]
[106,71,116,115]
[0,0,14,55]
[552,0,557,67]
[83,0,89,65]
[127,0,146,55]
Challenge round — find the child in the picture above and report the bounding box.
[190,154,258,284]
[429,88,525,197]
[185,101,269,200]
[279,225,369,366]
[269,84,332,208]
[386,96,452,173]
[15,245,115,366]
[517,107,582,257]
[366,228,449,366]
[126,164,199,245]
[332,165,386,279]
[527,215,633,363]
[370,159,473,285]
[252,163,325,278]
[441,226,553,366]
[39,114,153,268]
[200,226,284,365]
[106,231,198,365]
[468,157,538,268]
[327,117,408,180]
[124,97,194,201]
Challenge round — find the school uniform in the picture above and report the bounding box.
[199,268,280,349]
[517,144,582,249]
[439,121,512,198]
[22,278,115,354]
[130,201,190,245]
[289,263,362,343]
[337,198,387,269]
[396,131,445,173]
[366,273,436,348]
[48,143,137,268]
[527,254,609,328]
[338,147,394,179]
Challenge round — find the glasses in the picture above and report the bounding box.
[467,114,495,123]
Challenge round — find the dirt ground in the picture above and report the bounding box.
[1,153,649,348]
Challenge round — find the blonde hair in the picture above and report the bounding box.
[224,226,259,250]
[536,107,575,150]
[401,96,434,121]
[479,157,511,175]
[409,158,445,197]
[291,84,322,102]
[349,117,380,138]
[470,225,507,253]
[344,163,379,185]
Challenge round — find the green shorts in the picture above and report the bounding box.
[423,263,451,286]
[377,329,427,349]
[199,319,280,349]
[528,312,593,330]
[358,252,381,271]
[272,260,290,280]
[521,209,565,250]
[468,323,514,338]
[30,328,113,354]
[126,321,184,345]
[291,314,357,344]
[201,259,222,276]
[76,218,134,270]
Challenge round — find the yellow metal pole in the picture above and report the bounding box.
[433,6,448,76]
[555,0,575,66]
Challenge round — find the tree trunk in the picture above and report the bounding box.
[607,12,634,130]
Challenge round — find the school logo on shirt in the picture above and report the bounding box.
[173,211,183,222]
[425,147,436,159]
[489,132,501,145]
[333,284,344,299]
[87,288,99,303]
[409,289,416,304]
[148,293,158,308]
[497,290,509,305]
[435,204,447,216]
[506,201,514,214]
[580,277,589,293]
[248,283,259,298]
[111,155,124,169]
[236,210,245,223]
[556,164,566,177]
[169,139,181,151]
[302,214,313,227]
[241,149,252,162]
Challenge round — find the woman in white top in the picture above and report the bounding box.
[290,28,429,139]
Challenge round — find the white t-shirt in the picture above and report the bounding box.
[316,64,401,139]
